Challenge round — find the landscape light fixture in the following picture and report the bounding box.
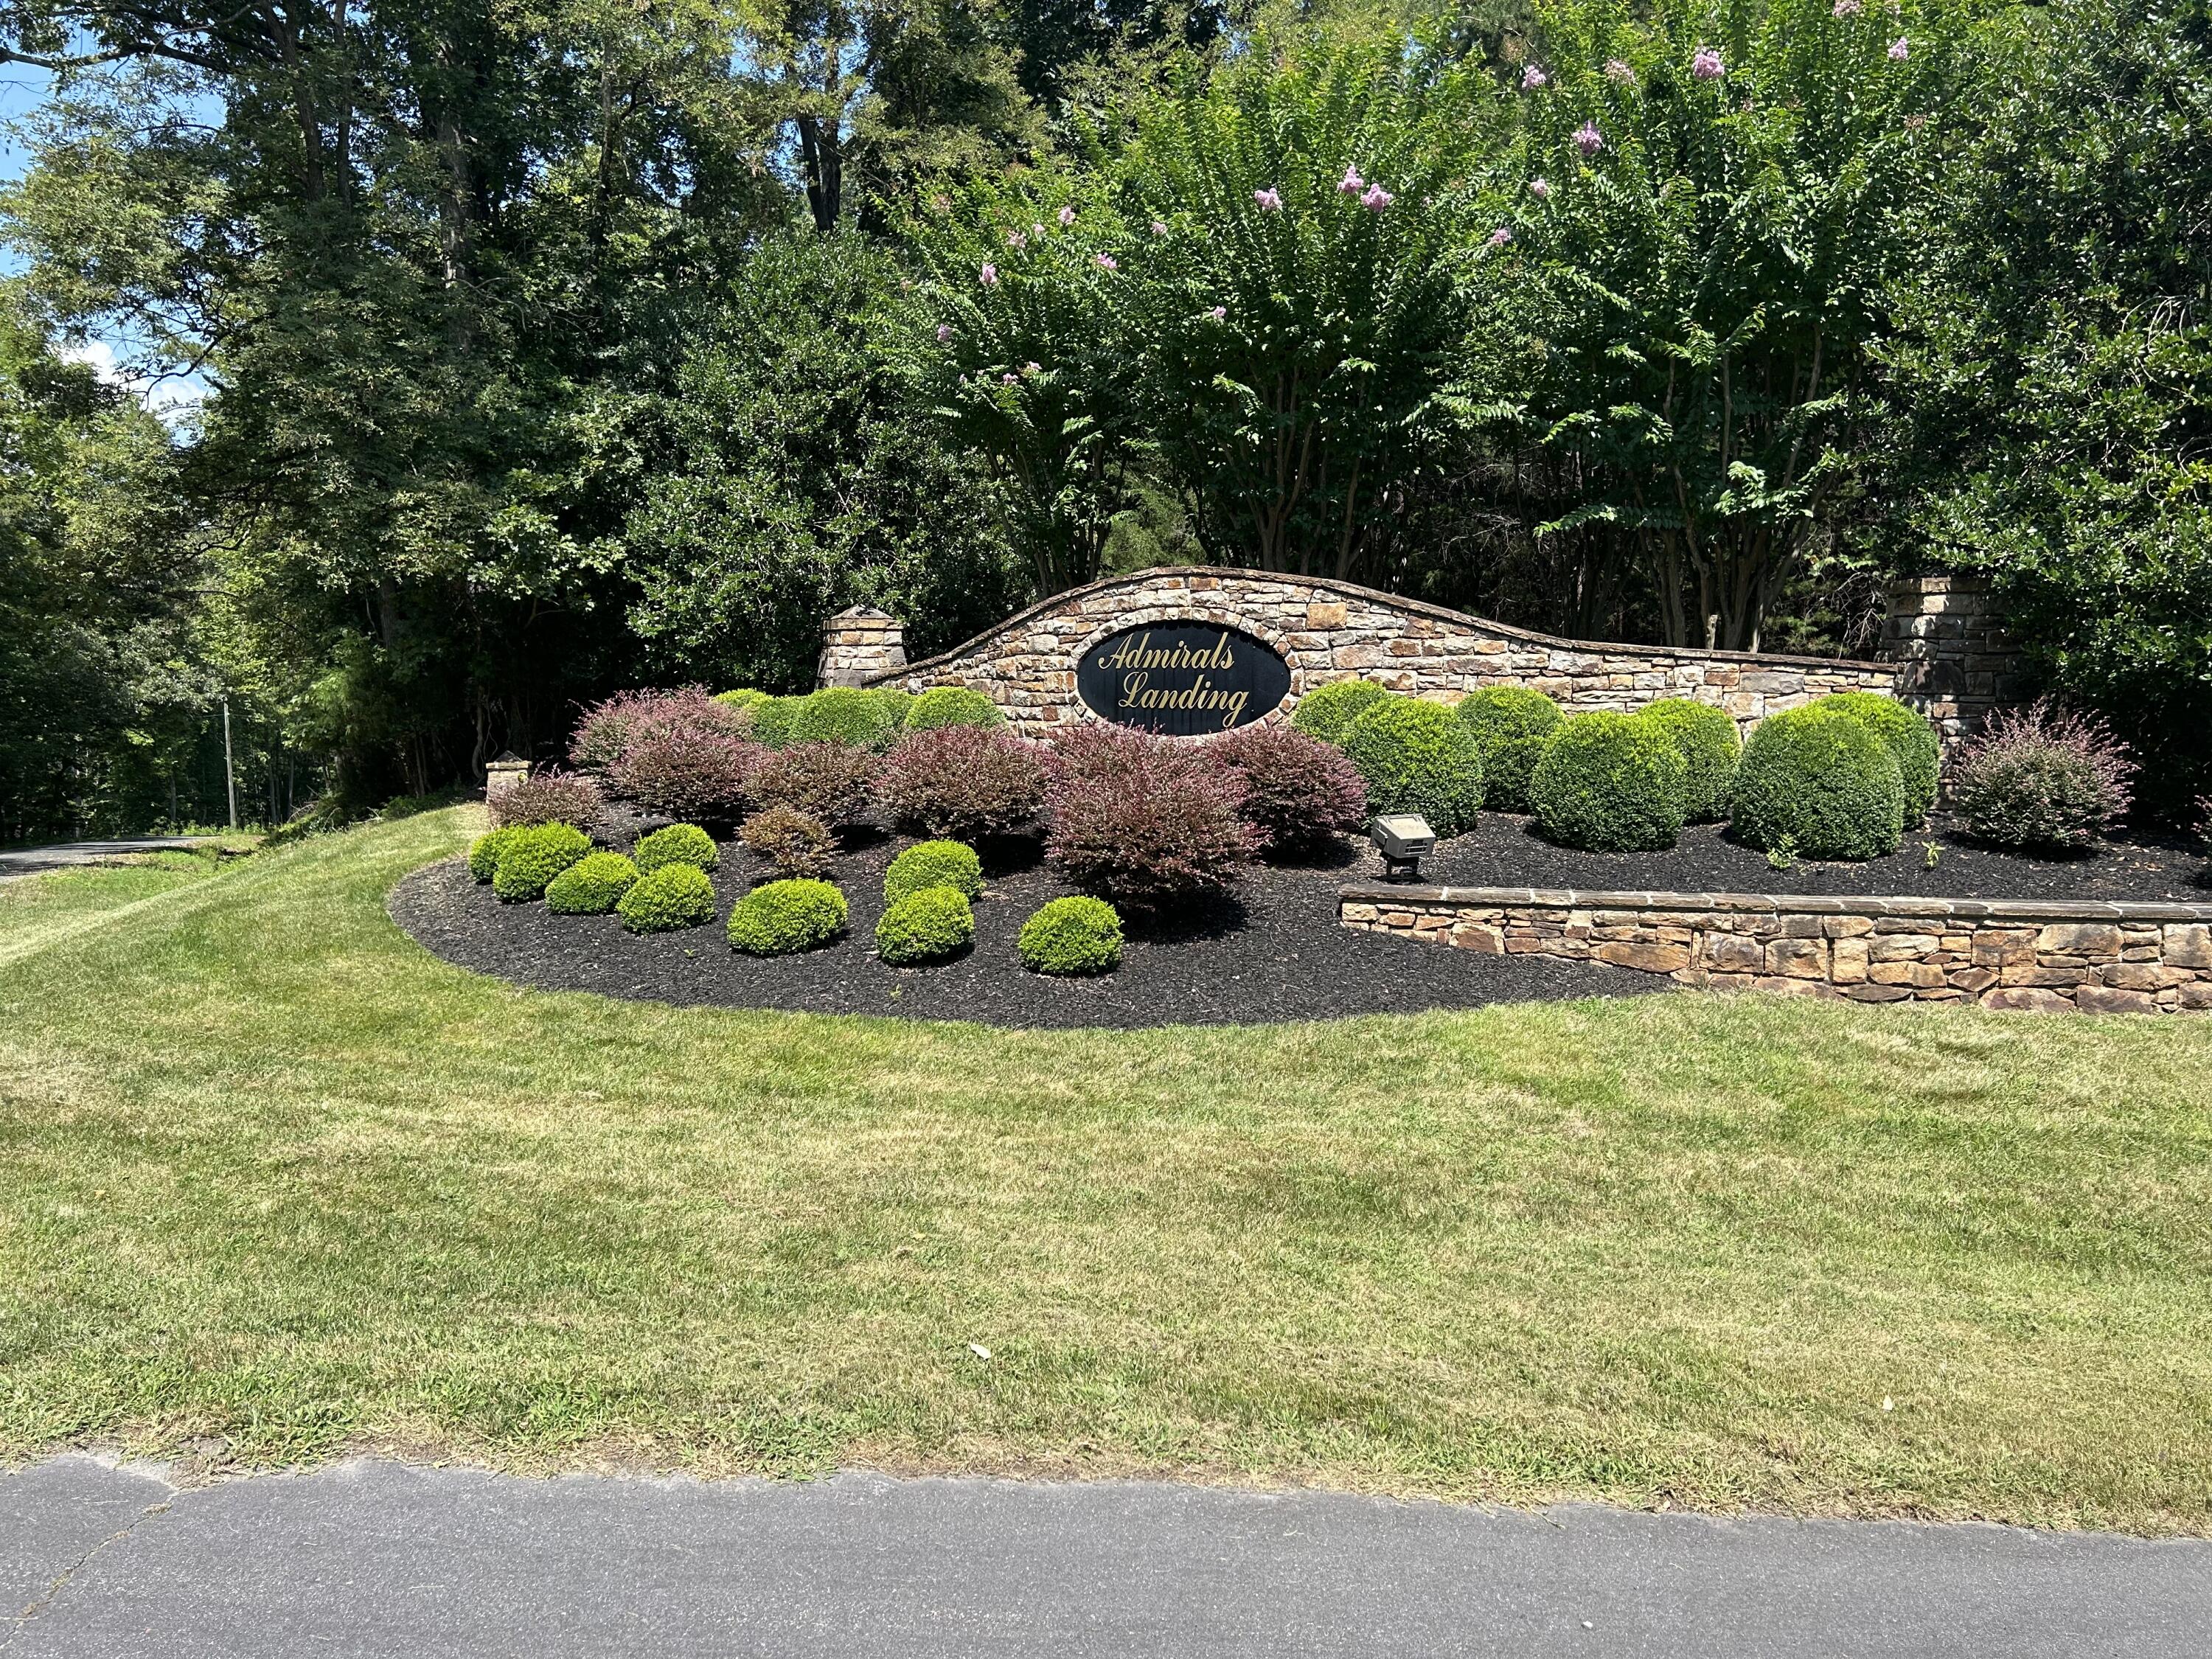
[1369,813,1436,882]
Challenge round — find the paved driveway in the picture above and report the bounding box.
[5,1458,2208,1657]
[0,839,212,880]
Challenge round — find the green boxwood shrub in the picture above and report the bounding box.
[1638,699,1742,823]
[1732,705,1906,860]
[491,822,592,901]
[876,886,975,964]
[1290,679,1390,746]
[904,686,1006,732]
[787,686,901,751]
[749,696,798,749]
[1454,687,1564,815]
[1340,697,1484,838]
[1815,692,1941,827]
[869,687,914,729]
[1018,896,1123,975]
[544,852,639,915]
[714,688,772,714]
[469,827,521,883]
[616,863,717,933]
[633,822,720,874]
[1529,712,1689,852]
[884,840,984,906]
[726,878,848,955]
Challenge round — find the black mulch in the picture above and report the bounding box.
[389,829,1666,1030]
[1408,813,2211,903]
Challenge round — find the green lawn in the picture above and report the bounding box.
[1,807,2208,1534]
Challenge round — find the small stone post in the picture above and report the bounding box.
[484,751,529,807]
[1882,575,2028,751]
[816,606,907,689]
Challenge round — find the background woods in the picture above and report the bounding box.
[1,0,2208,835]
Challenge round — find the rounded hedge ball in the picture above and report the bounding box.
[1340,696,1485,838]
[1815,692,1941,827]
[727,877,848,956]
[1454,686,1564,815]
[634,822,720,875]
[544,852,639,915]
[884,839,984,906]
[1731,704,1906,861]
[1638,699,1742,824]
[616,862,717,933]
[1529,712,1689,852]
[1290,680,1390,747]
[469,827,521,884]
[490,822,592,901]
[713,687,771,713]
[876,886,975,964]
[869,687,914,729]
[1018,896,1123,975]
[905,686,1006,732]
[749,696,798,749]
[787,686,901,750]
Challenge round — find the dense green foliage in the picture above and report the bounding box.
[633,824,721,875]
[543,853,640,916]
[1340,697,1485,837]
[1455,687,1565,815]
[1017,895,1124,974]
[616,863,718,933]
[1731,706,1906,860]
[1529,712,1688,852]
[491,824,594,902]
[875,884,976,963]
[1638,700,1742,823]
[905,686,1006,731]
[726,878,849,955]
[469,829,521,886]
[883,840,985,905]
[5,0,2209,833]
[787,687,904,751]
[1291,680,1391,746]
[1815,693,1940,826]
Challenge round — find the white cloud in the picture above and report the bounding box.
[58,337,209,425]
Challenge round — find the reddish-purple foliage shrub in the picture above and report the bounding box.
[750,741,881,826]
[1950,699,2138,853]
[569,687,748,776]
[1044,725,1262,907]
[740,805,838,879]
[1209,723,1368,857]
[877,726,1048,839]
[489,768,605,831]
[608,728,767,822]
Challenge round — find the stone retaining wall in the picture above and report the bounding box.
[1340,884,2212,1014]
[874,568,1905,739]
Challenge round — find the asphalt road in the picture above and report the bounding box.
[4,1458,2208,1657]
[0,838,212,880]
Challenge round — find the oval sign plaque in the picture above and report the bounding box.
[1076,622,1291,736]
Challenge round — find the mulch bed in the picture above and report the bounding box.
[389,829,1665,1031]
[389,813,2208,1031]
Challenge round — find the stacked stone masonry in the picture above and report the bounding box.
[1882,575,2028,748]
[1339,886,2212,1014]
[873,568,1909,739]
[817,606,908,689]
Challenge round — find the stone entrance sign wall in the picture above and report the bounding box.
[860,567,1922,739]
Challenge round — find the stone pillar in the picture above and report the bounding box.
[816,606,907,689]
[1882,575,2028,751]
[484,751,529,806]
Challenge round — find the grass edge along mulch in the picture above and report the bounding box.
[1,807,2208,1537]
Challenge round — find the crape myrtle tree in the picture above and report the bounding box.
[1884,0,2212,813]
[900,34,1489,589]
[1475,0,1966,652]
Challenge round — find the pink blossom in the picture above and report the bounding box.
[1528,177,1551,200]
[1032,223,1046,239]
[935,323,951,342]
[1604,58,1635,84]
[1057,204,1076,226]
[1573,121,1604,157]
[1007,231,1026,249]
[1832,0,1863,13]
[979,262,997,286]
[1360,184,1394,211]
[1888,35,1909,60]
[1487,226,1513,248]
[1024,361,1041,374]
[1095,253,1119,271]
[1338,165,1364,194]
[1151,220,1169,235]
[1693,46,1724,80]
[1001,372,1017,385]
[1208,306,1227,321]
[1253,187,1283,212]
[1521,64,1548,91]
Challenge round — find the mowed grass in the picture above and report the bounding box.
[1,809,2208,1534]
